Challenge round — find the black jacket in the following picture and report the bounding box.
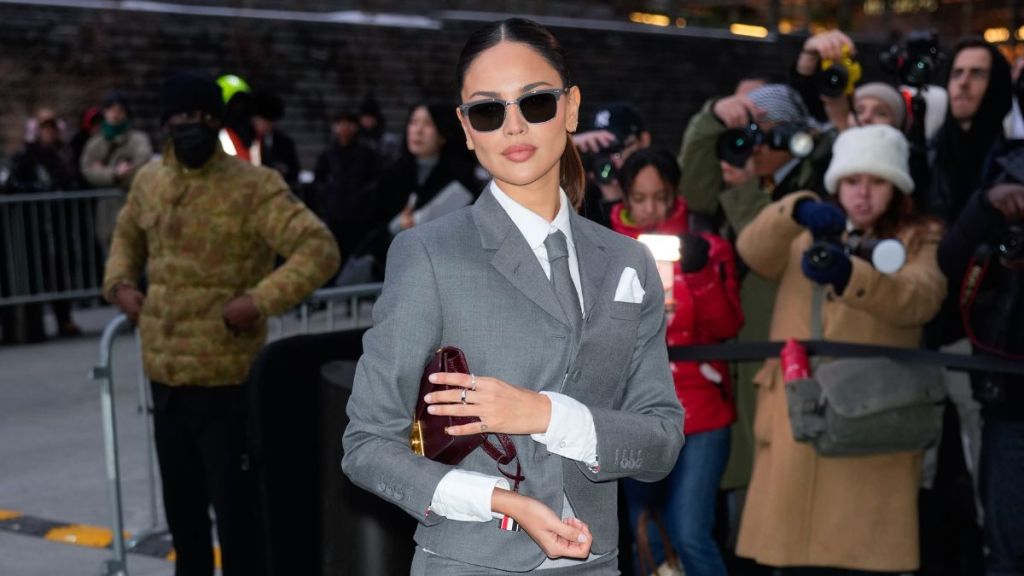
[938,156,1024,418]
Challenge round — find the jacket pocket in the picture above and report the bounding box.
[751,361,778,446]
[609,301,642,321]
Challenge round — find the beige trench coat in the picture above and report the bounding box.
[734,192,946,571]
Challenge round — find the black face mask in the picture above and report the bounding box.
[171,122,218,168]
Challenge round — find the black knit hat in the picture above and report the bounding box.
[102,91,131,116]
[160,71,224,124]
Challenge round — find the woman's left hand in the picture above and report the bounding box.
[423,373,552,436]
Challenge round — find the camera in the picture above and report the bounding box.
[818,47,863,99]
[716,122,814,168]
[880,30,944,89]
[997,224,1024,260]
[583,140,624,185]
[808,234,907,274]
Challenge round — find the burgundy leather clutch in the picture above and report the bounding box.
[409,346,486,465]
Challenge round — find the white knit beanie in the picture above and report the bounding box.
[824,124,914,195]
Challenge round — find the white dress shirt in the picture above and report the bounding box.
[428,181,599,525]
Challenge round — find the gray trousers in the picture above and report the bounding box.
[410,548,620,575]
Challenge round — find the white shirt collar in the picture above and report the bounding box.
[489,180,575,252]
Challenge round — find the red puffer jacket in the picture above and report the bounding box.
[611,200,743,434]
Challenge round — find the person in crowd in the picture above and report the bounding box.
[103,71,339,576]
[216,73,258,163]
[911,38,1014,576]
[348,101,480,283]
[342,18,684,575]
[312,110,379,269]
[676,85,835,554]
[791,31,906,132]
[572,102,652,229]
[927,38,1012,225]
[81,92,154,259]
[677,83,833,230]
[2,109,81,342]
[612,148,742,576]
[735,124,945,574]
[251,90,301,189]
[69,105,102,187]
[937,137,1024,576]
[358,94,402,167]
[7,109,77,193]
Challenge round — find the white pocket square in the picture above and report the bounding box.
[613,267,645,304]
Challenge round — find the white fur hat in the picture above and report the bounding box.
[824,124,914,195]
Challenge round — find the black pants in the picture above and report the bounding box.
[151,382,258,576]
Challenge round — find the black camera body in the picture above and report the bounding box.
[880,30,944,88]
[716,122,814,168]
[997,224,1024,260]
[582,140,624,185]
[808,234,907,274]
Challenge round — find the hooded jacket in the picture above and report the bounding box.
[611,199,743,433]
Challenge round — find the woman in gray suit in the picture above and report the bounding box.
[342,18,684,575]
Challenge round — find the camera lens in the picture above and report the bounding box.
[592,156,617,185]
[716,126,760,167]
[998,225,1024,260]
[818,65,848,98]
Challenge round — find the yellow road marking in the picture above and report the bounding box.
[44,524,130,548]
[0,510,22,521]
[167,546,221,568]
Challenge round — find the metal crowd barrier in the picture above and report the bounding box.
[0,188,124,306]
[90,283,383,576]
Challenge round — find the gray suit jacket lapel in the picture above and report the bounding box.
[570,211,609,319]
[472,190,570,327]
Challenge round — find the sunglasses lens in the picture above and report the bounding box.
[467,102,506,132]
[519,93,559,124]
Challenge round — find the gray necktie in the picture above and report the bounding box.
[544,230,582,339]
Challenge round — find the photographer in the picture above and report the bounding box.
[927,38,1012,225]
[792,31,907,132]
[676,83,832,232]
[938,144,1024,576]
[574,102,651,228]
[735,124,945,574]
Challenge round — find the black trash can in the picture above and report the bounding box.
[320,360,416,576]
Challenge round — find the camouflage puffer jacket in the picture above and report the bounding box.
[103,147,340,386]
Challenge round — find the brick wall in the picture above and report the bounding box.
[0,4,884,171]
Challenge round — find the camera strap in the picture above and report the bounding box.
[959,251,1024,361]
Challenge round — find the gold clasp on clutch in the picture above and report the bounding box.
[410,419,425,456]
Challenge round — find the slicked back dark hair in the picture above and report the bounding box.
[455,18,585,209]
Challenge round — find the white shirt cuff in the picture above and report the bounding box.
[429,470,510,522]
[530,391,599,466]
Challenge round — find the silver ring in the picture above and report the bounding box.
[460,389,468,404]
[470,373,477,391]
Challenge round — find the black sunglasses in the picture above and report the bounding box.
[459,87,570,132]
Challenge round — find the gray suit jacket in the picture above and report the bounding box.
[342,187,684,571]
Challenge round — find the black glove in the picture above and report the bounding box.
[681,233,711,273]
[793,199,846,238]
[801,242,852,294]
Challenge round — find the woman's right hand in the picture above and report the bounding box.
[493,489,592,559]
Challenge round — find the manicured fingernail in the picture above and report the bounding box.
[428,374,439,383]
[445,427,452,435]
[427,405,437,414]
[577,534,588,543]
[424,394,432,403]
